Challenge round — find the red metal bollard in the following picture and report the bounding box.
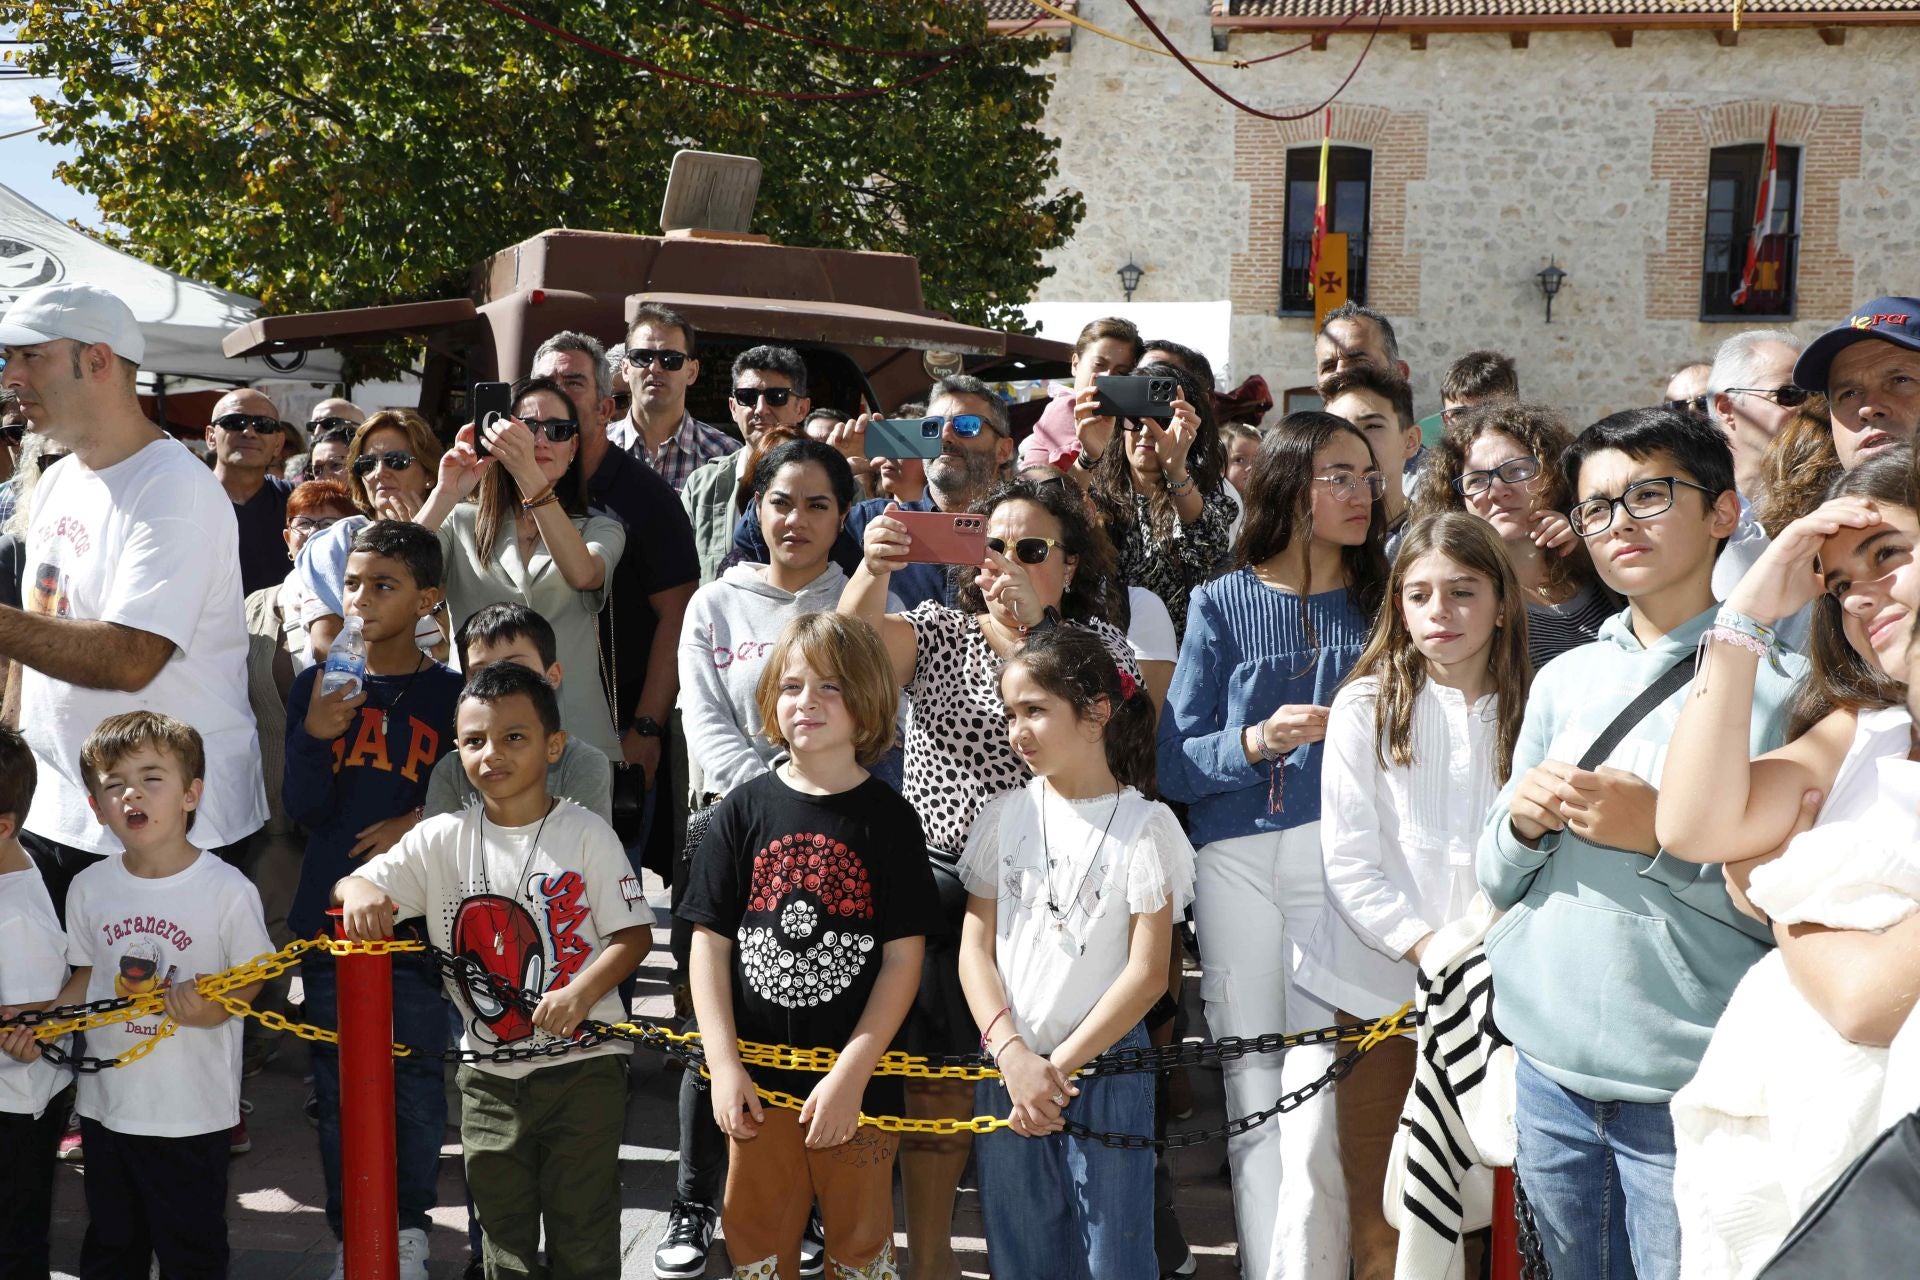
[1491,1165,1521,1280]
[331,910,399,1280]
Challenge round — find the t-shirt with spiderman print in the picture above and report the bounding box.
[678,768,940,1113]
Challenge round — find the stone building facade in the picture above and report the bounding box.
[999,0,1920,423]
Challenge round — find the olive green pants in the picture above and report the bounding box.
[458,1053,628,1279]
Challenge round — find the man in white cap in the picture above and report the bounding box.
[0,282,266,919]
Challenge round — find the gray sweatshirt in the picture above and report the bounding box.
[677,561,849,797]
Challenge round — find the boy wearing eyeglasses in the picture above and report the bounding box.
[206,387,300,596]
[1477,407,1807,1280]
[1321,364,1422,554]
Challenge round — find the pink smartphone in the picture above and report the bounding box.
[897,511,987,566]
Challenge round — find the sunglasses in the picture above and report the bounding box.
[1726,384,1813,408]
[626,348,690,372]
[733,386,795,408]
[986,535,1063,565]
[517,417,581,442]
[213,413,283,435]
[925,413,987,438]
[351,450,417,477]
[308,416,360,434]
[0,423,23,443]
[288,515,343,535]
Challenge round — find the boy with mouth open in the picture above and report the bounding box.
[6,711,269,1277]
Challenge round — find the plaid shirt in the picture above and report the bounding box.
[609,409,740,491]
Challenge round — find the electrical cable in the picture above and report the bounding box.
[1121,0,1383,122]
[474,0,964,102]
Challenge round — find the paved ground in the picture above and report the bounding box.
[47,873,1244,1278]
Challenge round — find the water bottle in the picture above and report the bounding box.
[320,615,367,699]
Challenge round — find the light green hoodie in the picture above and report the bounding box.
[1477,604,1807,1103]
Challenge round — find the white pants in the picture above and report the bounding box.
[1195,825,1348,1280]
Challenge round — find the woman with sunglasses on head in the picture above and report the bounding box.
[1075,361,1236,646]
[839,476,1135,1280]
[293,408,448,662]
[1416,402,1615,670]
[1157,411,1388,1280]
[417,376,627,757]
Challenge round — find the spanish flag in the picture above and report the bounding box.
[1732,108,1779,310]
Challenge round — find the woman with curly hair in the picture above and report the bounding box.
[1416,402,1614,670]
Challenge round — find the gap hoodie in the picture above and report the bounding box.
[677,561,848,797]
[1477,604,1807,1103]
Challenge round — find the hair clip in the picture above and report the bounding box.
[1116,669,1138,701]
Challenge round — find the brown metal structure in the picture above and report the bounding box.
[223,228,1069,425]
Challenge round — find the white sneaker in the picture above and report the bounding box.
[398,1227,430,1280]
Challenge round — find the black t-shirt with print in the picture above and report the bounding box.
[678,769,940,1113]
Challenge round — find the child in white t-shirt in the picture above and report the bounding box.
[338,661,653,1278]
[0,725,74,1279]
[9,712,270,1277]
[958,626,1196,1280]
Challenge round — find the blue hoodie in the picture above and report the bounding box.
[1478,604,1806,1103]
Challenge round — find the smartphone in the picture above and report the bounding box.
[897,511,987,566]
[1094,373,1178,422]
[469,381,512,458]
[866,416,946,461]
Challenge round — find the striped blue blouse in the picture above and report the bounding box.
[1156,570,1373,845]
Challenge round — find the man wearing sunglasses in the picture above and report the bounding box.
[609,302,740,491]
[206,387,300,596]
[1705,330,1803,502]
[0,282,265,917]
[306,397,365,439]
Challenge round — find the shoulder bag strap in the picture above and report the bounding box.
[1574,655,1694,773]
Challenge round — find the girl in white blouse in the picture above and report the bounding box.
[957,625,1195,1280]
[1295,512,1532,1280]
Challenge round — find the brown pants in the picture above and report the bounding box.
[724,1107,901,1279]
[1335,1008,1419,1280]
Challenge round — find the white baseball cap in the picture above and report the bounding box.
[0,283,145,365]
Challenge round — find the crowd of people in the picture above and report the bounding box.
[0,274,1918,1280]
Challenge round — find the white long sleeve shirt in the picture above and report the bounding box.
[1295,675,1502,1018]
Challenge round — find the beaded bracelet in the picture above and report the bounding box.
[1166,472,1197,497]
[522,490,562,513]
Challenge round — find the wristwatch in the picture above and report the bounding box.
[629,716,664,739]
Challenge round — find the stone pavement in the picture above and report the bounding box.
[46,875,1245,1277]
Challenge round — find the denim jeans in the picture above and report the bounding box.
[1514,1053,1682,1280]
[303,945,450,1236]
[974,1023,1156,1280]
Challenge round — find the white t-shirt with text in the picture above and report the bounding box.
[0,864,71,1117]
[21,440,267,852]
[65,851,272,1136]
[354,800,655,1079]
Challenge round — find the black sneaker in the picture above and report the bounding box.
[653,1199,718,1279]
[799,1206,825,1277]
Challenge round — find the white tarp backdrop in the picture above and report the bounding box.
[0,182,344,385]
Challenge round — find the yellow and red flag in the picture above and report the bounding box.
[1732,108,1779,310]
[1307,108,1331,301]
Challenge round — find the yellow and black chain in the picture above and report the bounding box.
[4,938,1419,1139]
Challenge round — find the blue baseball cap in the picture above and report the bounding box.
[1793,296,1920,394]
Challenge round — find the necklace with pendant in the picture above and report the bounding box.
[478,799,556,956]
[1040,787,1122,947]
[377,652,428,737]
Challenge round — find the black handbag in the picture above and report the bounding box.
[1757,1108,1920,1279]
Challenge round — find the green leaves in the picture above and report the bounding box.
[20,0,1078,366]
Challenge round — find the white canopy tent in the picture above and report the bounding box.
[0,182,345,386]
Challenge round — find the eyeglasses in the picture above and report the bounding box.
[1313,471,1387,502]
[986,535,1063,565]
[733,386,795,409]
[1664,396,1710,419]
[1726,384,1812,408]
[288,515,343,535]
[212,413,283,435]
[1440,404,1473,426]
[1453,455,1541,496]
[351,450,417,477]
[308,458,349,479]
[308,416,360,434]
[1568,476,1718,537]
[925,413,988,438]
[626,348,690,372]
[518,417,580,442]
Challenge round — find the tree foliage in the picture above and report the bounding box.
[18,0,1081,339]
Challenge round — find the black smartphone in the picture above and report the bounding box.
[865,416,946,461]
[470,381,512,458]
[1094,373,1178,422]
